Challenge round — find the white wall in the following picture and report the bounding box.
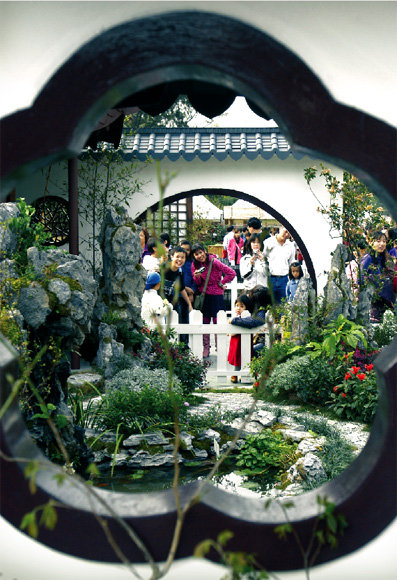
[1,2,396,580]
[17,153,343,291]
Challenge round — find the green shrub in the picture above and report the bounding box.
[94,366,187,434]
[105,366,183,396]
[237,430,297,475]
[373,310,397,347]
[147,330,210,395]
[263,354,346,405]
[327,363,378,423]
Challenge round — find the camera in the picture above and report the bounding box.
[253,249,258,254]
[196,266,205,273]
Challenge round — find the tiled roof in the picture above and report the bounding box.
[118,127,305,162]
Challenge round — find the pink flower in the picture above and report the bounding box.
[184,402,190,407]
[357,373,366,381]
[345,373,352,380]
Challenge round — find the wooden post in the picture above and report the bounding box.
[68,158,80,370]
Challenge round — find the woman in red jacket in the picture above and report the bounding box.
[191,243,236,358]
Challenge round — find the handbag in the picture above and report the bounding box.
[193,259,213,311]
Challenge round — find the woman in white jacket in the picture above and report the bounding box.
[239,233,269,290]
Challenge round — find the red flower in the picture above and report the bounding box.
[357,373,366,381]
[351,366,360,375]
[365,363,374,371]
[254,381,259,387]
[345,372,352,380]
[342,393,346,398]
[333,386,339,392]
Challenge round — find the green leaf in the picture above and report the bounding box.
[20,512,38,538]
[274,523,292,540]
[40,502,58,530]
[194,539,214,558]
[85,463,100,477]
[217,530,234,547]
[345,334,357,348]
[24,461,39,494]
[56,414,68,429]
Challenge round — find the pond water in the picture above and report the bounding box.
[94,462,276,499]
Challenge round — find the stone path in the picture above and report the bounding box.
[69,369,370,455]
[190,391,370,456]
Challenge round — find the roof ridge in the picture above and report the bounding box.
[123,126,282,135]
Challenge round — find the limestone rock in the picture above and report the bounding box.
[48,278,72,304]
[291,275,315,344]
[279,429,314,443]
[197,428,221,442]
[18,285,51,328]
[127,451,182,467]
[287,452,327,484]
[0,203,20,258]
[123,432,169,447]
[98,206,146,329]
[323,243,356,324]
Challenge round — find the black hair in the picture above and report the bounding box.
[235,293,254,313]
[159,232,171,247]
[242,225,248,233]
[369,230,388,268]
[288,261,304,280]
[247,217,262,230]
[191,243,209,266]
[170,246,187,257]
[388,226,397,244]
[244,233,262,255]
[140,226,149,244]
[226,225,234,233]
[179,239,191,248]
[356,238,367,250]
[246,285,272,313]
[147,237,158,255]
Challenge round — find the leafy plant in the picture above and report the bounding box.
[146,329,210,395]
[237,430,298,476]
[372,309,397,347]
[67,382,104,428]
[94,366,187,434]
[261,354,346,405]
[304,164,390,288]
[6,198,51,271]
[183,403,248,432]
[327,363,378,423]
[306,314,367,360]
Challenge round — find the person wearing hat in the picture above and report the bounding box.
[141,271,171,327]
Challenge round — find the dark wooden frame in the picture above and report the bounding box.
[0,10,396,572]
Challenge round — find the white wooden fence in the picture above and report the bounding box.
[162,309,268,383]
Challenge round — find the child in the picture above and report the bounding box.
[141,271,171,328]
[142,237,169,272]
[142,237,160,272]
[286,261,304,301]
[227,294,253,383]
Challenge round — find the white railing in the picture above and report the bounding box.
[162,309,268,383]
[224,278,245,314]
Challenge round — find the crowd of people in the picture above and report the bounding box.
[139,219,397,381]
[346,227,397,322]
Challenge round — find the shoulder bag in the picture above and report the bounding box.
[193,259,213,311]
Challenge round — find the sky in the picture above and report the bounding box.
[190,96,277,128]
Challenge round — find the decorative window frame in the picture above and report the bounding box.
[0,11,396,572]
